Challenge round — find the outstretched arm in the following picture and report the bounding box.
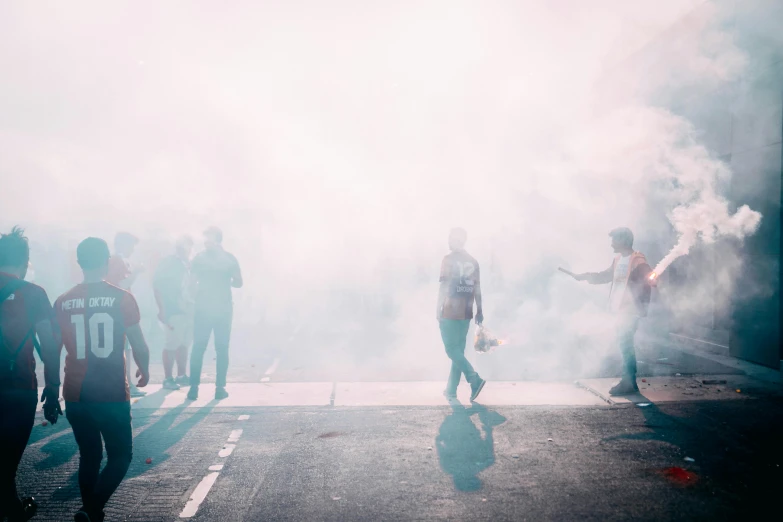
[575,263,614,284]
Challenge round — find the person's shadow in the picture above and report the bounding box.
[436,400,506,491]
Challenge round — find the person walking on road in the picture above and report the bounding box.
[0,227,61,522]
[55,237,151,522]
[437,228,486,402]
[571,227,655,396]
[188,227,242,401]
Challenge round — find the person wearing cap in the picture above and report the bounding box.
[572,227,654,396]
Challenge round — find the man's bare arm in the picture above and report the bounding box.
[35,319,61,389]
[126,324,150,387]
[576,264,614,284]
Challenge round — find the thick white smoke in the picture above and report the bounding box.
[0,1,768,381]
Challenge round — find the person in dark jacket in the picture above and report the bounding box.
[573,227,654,395]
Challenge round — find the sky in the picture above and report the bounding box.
[0,1,764,379]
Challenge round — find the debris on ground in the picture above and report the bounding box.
[332,497,341,501]
[684,457,695,462]
[660,467,699,486]
[702,379,727,385]
[641,379,647,383]
[736,389,741,393]
[547,438,553,442]
[675,373,682,376]
[42,421,48,426]
[145,458,152,464]
[427,446,432,451]
[317,432,344,439]
[637,403,651,407]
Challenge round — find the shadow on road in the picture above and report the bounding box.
[435,400,506,492]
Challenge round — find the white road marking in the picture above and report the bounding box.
[179,472,220,518]
[218,444,236,458]
[208,464,224,471]
[264,358,280,375]
[227,429,243,443]
[238,415,249,421]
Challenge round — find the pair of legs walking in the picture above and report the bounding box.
[0,389,37,521]
[189,307,232,399]
[440,319,485,400]
[66,401,133,522]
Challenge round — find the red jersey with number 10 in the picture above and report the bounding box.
[55,281,140,402]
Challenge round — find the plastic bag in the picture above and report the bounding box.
[474,324,503,353]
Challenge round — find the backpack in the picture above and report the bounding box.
[0,279,42,383]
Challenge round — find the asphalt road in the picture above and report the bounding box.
[16,393,783,521]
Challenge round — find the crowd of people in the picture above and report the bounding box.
[1,223,652,521]
[0,226,241,522]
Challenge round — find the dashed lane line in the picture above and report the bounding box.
[179,414,248,519]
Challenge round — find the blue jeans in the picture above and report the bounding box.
[440,319,479,393]
[617,316,639,379]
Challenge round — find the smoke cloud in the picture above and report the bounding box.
[0,1,768,381]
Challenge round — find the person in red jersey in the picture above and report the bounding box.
[0,227,61,522]
[106,232,147,398]
[55,237,150,522]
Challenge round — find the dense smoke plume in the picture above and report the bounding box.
[0,1,767,381]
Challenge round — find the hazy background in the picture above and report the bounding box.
[0,1,765,380]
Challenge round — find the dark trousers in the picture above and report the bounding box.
[66,401,133,517]
[190,307,233,388]
[440,319,479,393]
[0,389,37,519]
[618,316,639,379]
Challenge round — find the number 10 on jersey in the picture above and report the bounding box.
[70,313,115,359]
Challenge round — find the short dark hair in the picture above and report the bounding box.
[609,227,634,248]
[77,237,111,270]
[204,226,223,243]
[114,231,139,251]
[0,226,30,268]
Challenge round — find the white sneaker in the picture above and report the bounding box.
[162,378,181,390]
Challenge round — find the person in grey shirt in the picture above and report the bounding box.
[187,227,242,401]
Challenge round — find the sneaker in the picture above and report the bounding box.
[129,386,147,398]
[215,387,229,400]
[175,375,190,386]
[609,378,639,396]
[162,378,180,390]
[186,388,199,401]
[74,510,91,522]
[470,378,486,402]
